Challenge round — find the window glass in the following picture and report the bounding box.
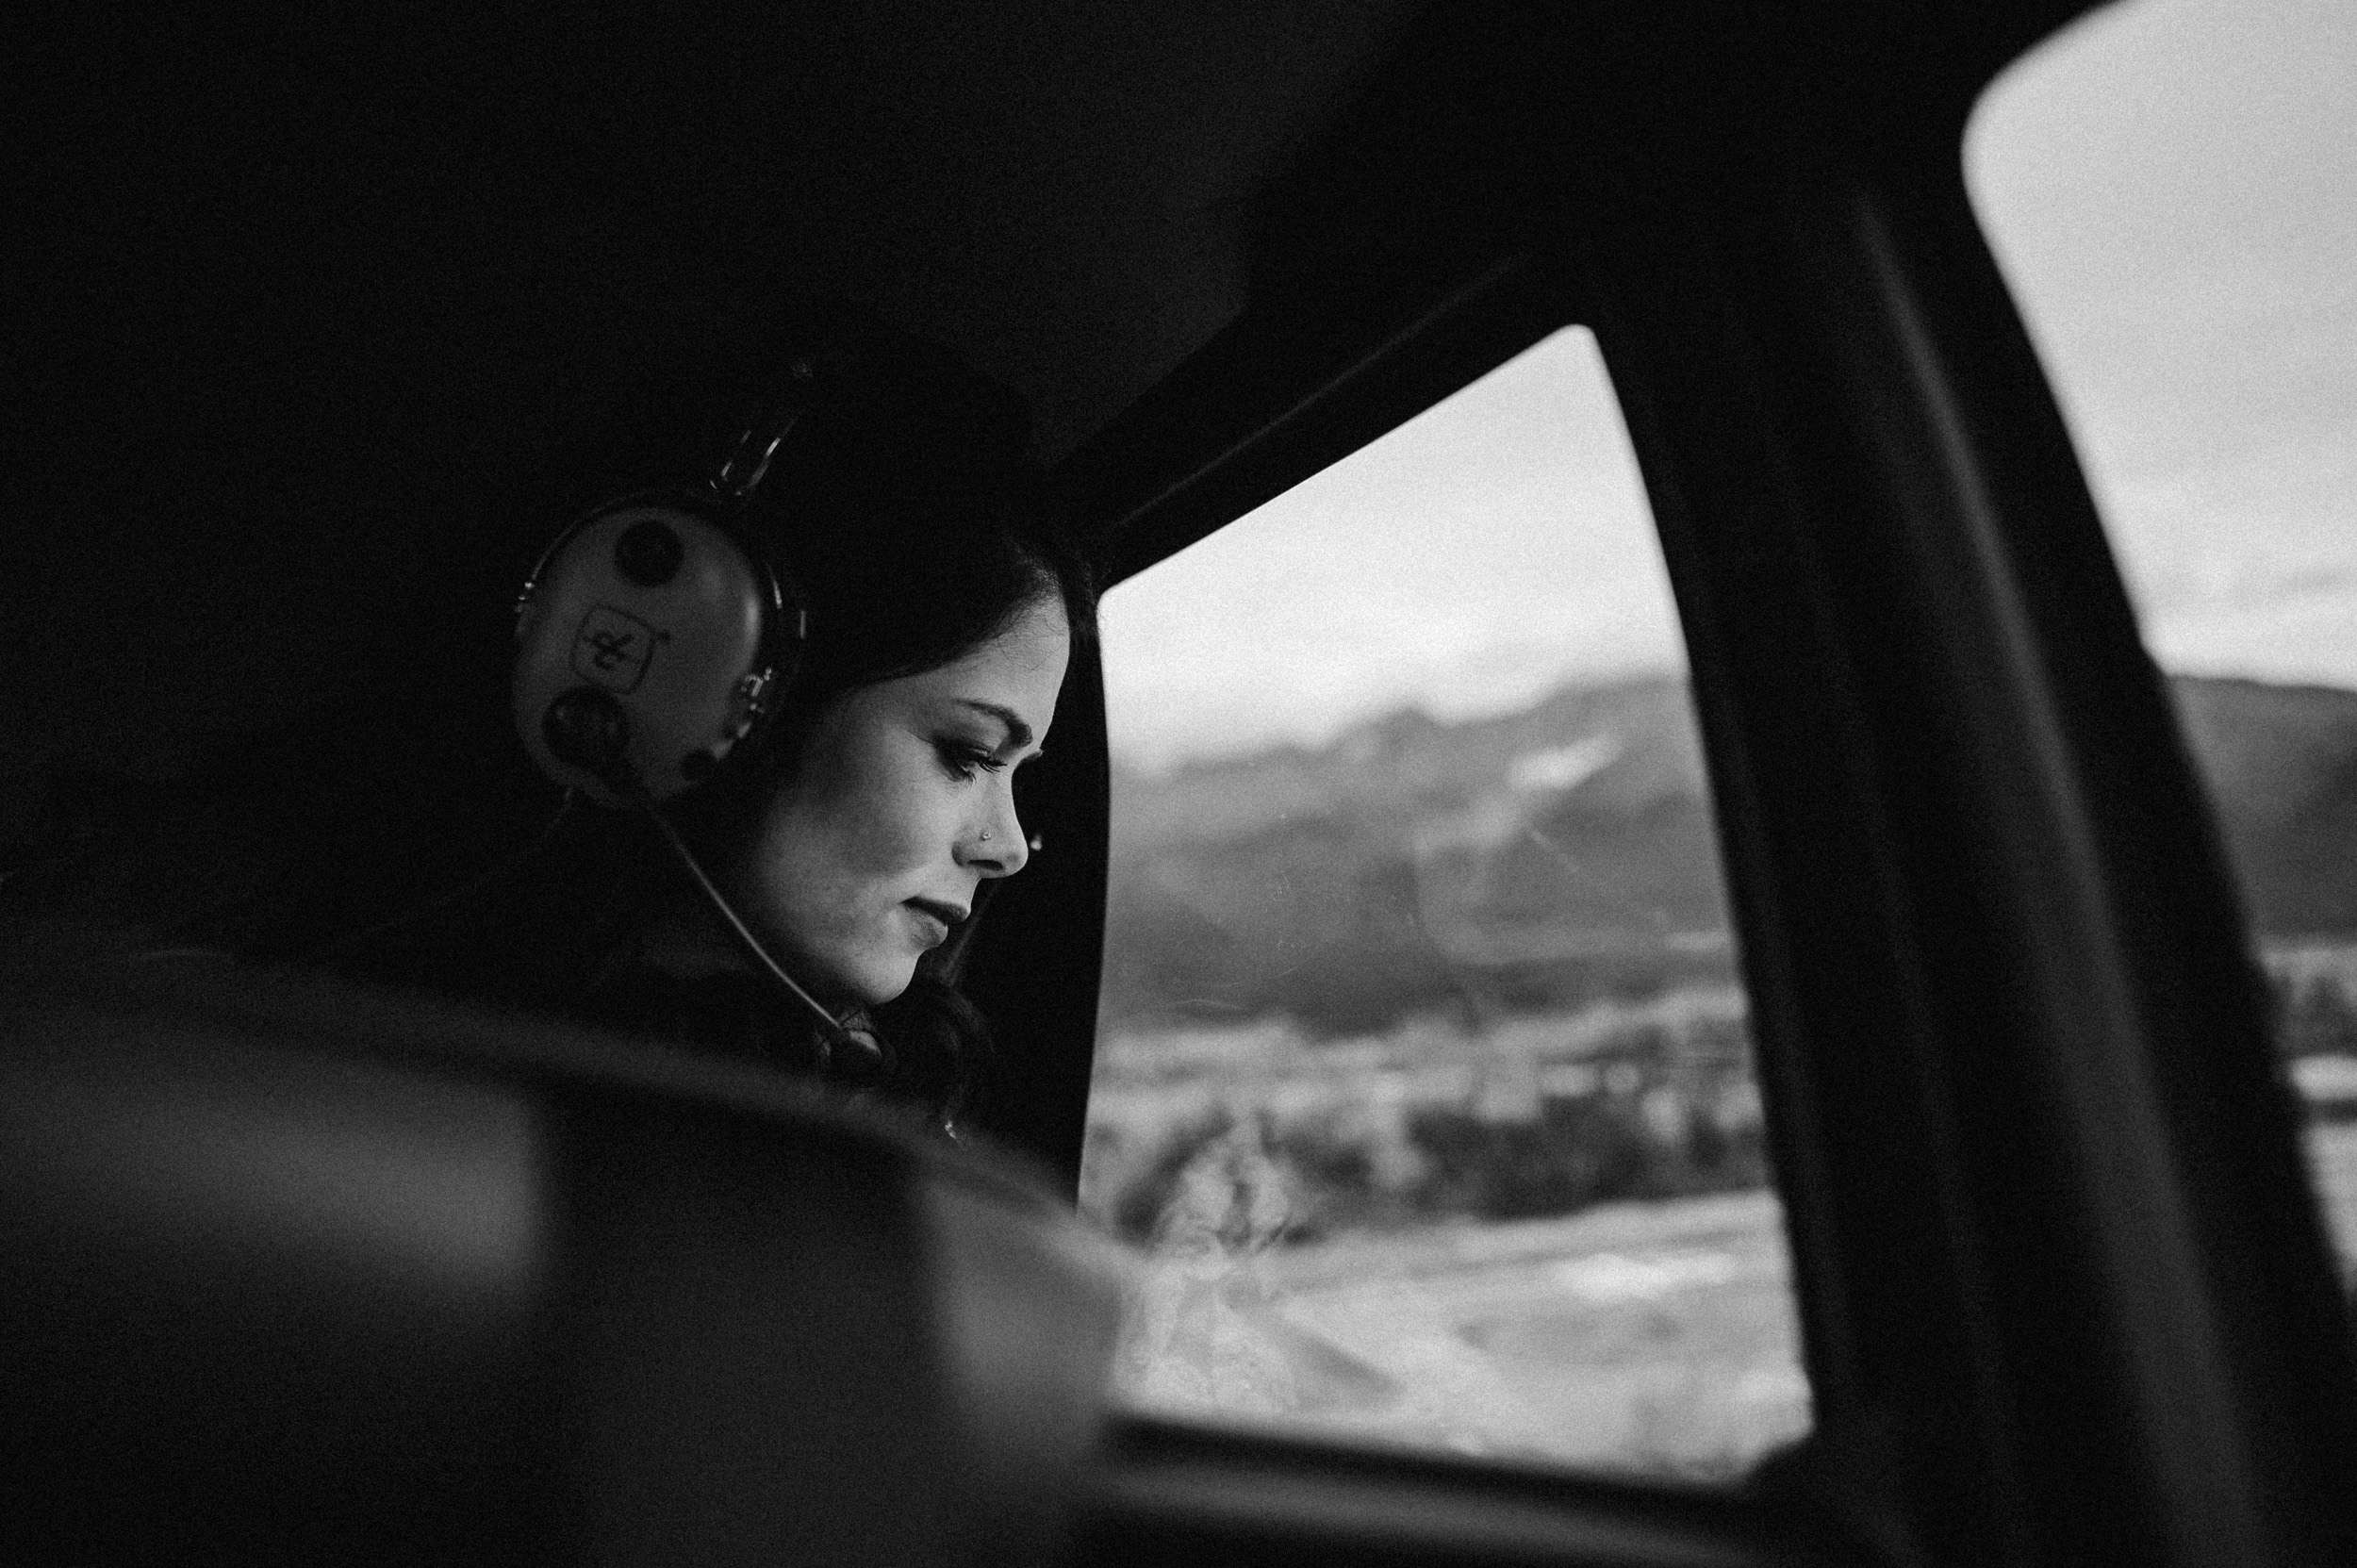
[1080,326,1811,1478]
[1968,0,2357,1296]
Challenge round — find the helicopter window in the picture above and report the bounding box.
[1969,0,2357,1300]
[1079,325,1812,1478]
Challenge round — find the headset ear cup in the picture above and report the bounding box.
[513,499,801,807]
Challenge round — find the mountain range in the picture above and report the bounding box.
[1102,674,2357,1034]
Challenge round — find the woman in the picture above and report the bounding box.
[330,313,1097,1136]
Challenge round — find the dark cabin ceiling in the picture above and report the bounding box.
[7,0,2085,854]
[7,0,1419,838]
[28,0,1420,461]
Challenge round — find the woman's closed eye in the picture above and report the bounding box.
[934,738,1007,782]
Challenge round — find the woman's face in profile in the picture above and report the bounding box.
[730,594,1071,1010]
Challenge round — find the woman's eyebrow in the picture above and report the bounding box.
[953,699,1034,751]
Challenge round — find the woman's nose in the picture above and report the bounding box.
[966,788,1029,876]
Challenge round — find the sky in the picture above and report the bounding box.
[1103,0,2357,772]
[1968,0,2357,692]
[1099,326,1673,770]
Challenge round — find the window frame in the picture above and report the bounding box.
[1037,15,2357,1568]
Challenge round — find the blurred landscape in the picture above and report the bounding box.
[1100,671,2357,1042]
[1082,672,2357,1473]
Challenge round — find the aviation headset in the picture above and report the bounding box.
[510,360,886,1072]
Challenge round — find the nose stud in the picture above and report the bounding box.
[979,830,991,842]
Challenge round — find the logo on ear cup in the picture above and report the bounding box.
[570,604,669,693]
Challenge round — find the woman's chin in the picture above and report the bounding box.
[829,952,918,1012]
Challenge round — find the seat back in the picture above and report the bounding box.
[0,933,1121,1567]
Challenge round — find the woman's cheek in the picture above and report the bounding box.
[855,734,965,879]
[787,718,910,876]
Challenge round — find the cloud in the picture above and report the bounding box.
[1103,328,1685,769]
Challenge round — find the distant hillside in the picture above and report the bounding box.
[2170,678,2357,933]
[1102,673,2357,1033]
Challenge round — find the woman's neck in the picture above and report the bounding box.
[631,880,867,1032]
[632,884,757,982]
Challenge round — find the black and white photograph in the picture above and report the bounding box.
[8,1,2354,1563]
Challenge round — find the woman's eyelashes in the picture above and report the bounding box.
[933,737,1008,782]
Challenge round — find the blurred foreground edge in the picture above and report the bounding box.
[0,918,1124,1568]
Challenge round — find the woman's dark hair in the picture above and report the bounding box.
[536,299,1097,747]
[672,320,1097,1131]
[744,395,1097,756]
[337,303,1097,1132]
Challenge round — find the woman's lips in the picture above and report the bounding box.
[903,899,965,946]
